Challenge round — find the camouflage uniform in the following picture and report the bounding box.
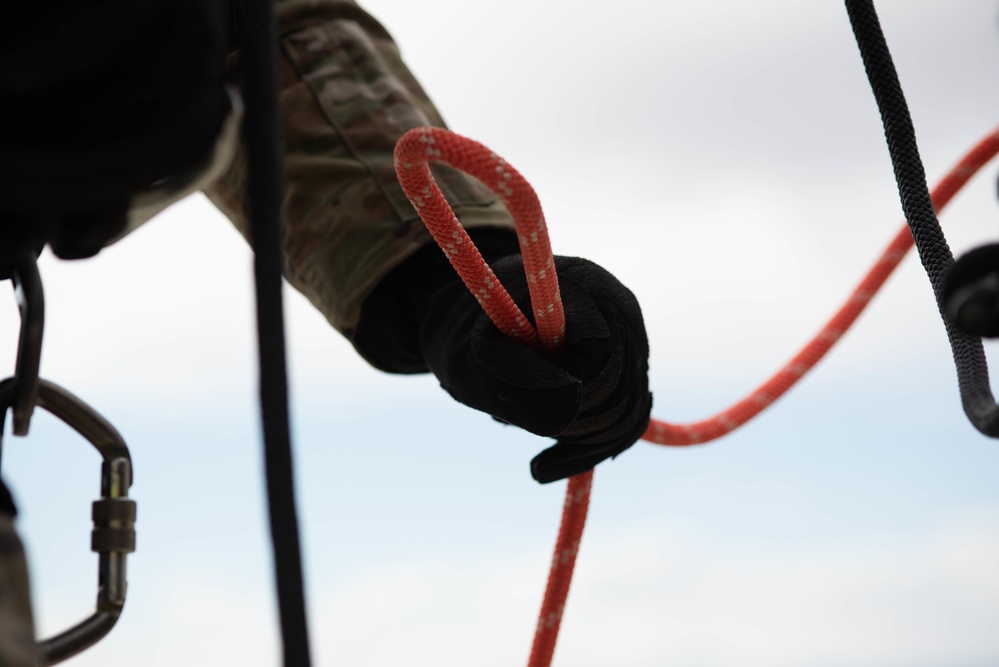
[205,0,516,367]
[1,2,515,662]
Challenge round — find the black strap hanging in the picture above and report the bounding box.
[239,0,313,665]
[844,0,999,437]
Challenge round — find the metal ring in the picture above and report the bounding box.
[0,378,136,666]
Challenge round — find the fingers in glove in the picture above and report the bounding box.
[530,391,653,484]
[421,280,583,436]
[420,252,652,482]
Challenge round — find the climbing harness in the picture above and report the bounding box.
[0,254,137,666]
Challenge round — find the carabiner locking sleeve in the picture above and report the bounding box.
[0,379,136,666]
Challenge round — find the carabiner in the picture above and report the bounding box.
[0,378,136,666]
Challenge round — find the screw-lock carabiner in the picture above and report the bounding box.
[0,379,136,666]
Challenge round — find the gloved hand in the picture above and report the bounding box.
[419,255,652,483]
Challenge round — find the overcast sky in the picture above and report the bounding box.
[4,1,999,666]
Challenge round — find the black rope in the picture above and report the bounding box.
[239,0,313,665]
[844,0,999,436]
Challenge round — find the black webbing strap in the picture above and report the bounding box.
[240,1,313,665]
[844,0,999,437]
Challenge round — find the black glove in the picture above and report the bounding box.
[419,254,652,483]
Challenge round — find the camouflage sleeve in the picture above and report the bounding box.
[203,0,516,366]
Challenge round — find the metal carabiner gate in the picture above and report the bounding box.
[0,379,137,666]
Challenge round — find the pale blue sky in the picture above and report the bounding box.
[3,1,999,665]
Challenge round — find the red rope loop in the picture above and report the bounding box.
[395,127,580,667]
[394,124,999,667]
[394,127,565,354]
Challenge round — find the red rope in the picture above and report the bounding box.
[643,125,999,446]
[394,127,565,354]
[525,469,591,667]
[394,124,999,667]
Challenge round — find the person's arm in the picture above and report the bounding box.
[207,0,516,370]
[210,0,652,482]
